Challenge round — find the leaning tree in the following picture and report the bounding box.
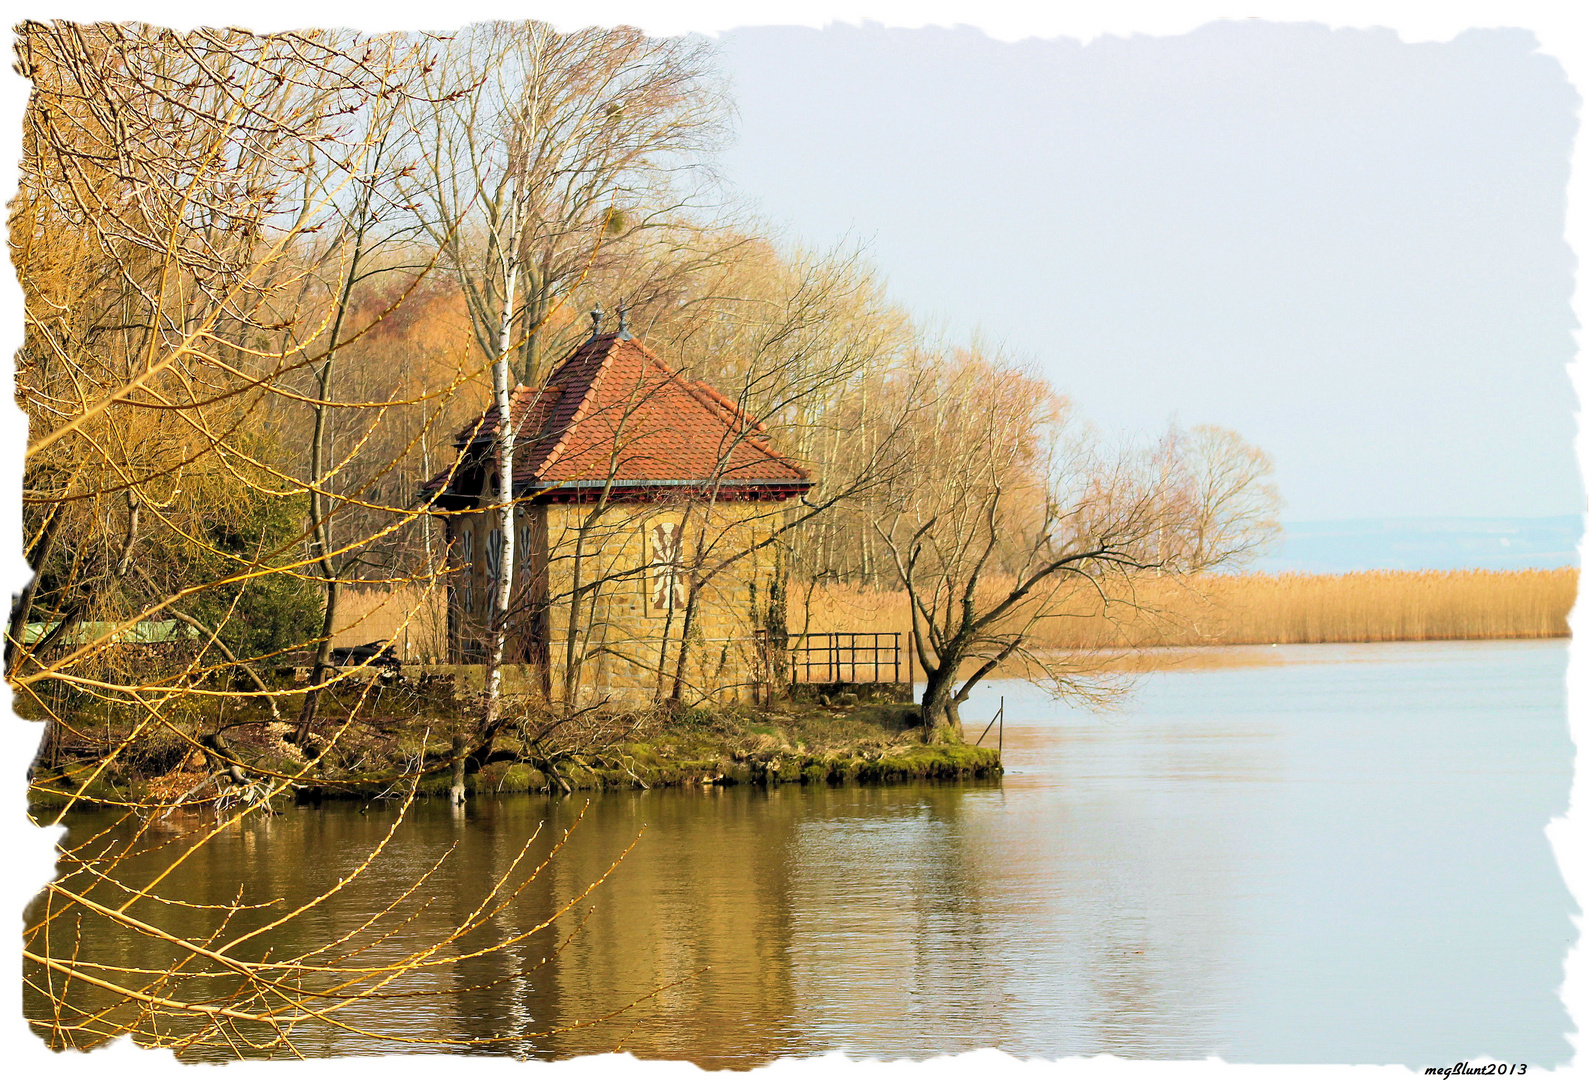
[873,350,1282,739]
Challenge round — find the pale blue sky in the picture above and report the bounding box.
[714,20,1582,522]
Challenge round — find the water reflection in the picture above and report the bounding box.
[26,640,1574,1066]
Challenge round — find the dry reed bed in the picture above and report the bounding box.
[334,569,1576,664]
[796,568,1578,648]
[330,586,448,661]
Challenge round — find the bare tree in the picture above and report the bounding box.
[12,26,690,1056]
[491,240,919,711]
[653,256,921,704]
[872,350,1282,739]
[291,115,446,743]
[1183,423,1284,568]
[411,21,728,384]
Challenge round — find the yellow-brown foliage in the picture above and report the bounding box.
[797,568,1577,648]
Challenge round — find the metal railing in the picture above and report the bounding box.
[787,631,905,685]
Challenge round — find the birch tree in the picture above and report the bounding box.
[412,21,726,382]
[407,20,726,797]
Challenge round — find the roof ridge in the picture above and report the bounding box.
[444,331,814,494]
[533,336,622,479]
[625,342,810,481]
[688,377,768,435]
[672,372,811,480]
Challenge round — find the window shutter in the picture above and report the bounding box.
[486,529,503,593]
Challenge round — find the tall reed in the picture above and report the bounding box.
[796,568,1577,648]
[331,586,449,662]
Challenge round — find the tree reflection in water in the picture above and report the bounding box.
[26,642,1577,1067]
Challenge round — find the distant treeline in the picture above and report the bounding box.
[801,568,1577,648]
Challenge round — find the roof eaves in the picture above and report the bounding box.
[518,476,814,499]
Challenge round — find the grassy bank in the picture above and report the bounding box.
[799,568,1577,647]
[25,689,1001,816]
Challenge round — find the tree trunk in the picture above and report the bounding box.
[448,731,467,805]
[666,586,698,705]
[918,663,965,742]
[294,193,374,745]
[517,279,547,387]
[470,204,521,804]
[294,562,338,747]
[527,507,552,699]
[561,526,588,708]
[6,500,64,677]
[294,454,337,747]
[666,507,706,704]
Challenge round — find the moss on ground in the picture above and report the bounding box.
[25,691,1001,813]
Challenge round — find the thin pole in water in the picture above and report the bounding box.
[974,704,1000,747]
[998,695,1004,755]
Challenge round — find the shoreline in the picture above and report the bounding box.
[30,636,1562,817]
[25,694,1004,817]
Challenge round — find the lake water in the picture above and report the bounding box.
[30,640,1576,1066]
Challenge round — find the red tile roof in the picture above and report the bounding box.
[425,333,811,500]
